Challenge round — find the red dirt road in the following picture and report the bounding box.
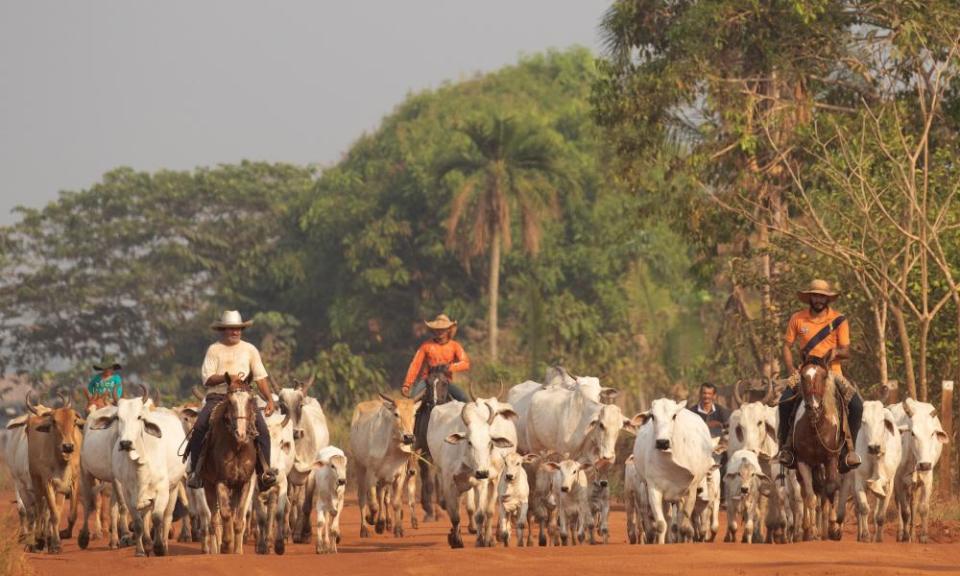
[13,491,960,576]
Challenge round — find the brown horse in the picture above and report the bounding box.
[200,373,259,554]
[414,368,452,522]
[793,358,844,541]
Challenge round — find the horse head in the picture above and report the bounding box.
[425,367,451,405]
[223,373,257,444]
[799,357,831,416]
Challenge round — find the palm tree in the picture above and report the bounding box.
[437,114,567,361]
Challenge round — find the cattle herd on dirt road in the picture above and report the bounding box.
[0,367,949,557]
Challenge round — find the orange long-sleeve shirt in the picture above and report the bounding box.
[402,340,470,391]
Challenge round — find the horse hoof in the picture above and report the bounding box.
[447,532,464,548]
[256,541,268,555]
[78,531,90,550]
[275,539,285,555]
[360,525,370,538]
[59,529,72,540]
[375,520,385,534]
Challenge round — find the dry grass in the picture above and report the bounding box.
[0,512,31,576]
[931,496,960,523]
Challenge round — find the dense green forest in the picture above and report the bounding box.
[2,1,960,423]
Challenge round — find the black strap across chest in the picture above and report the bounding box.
[801,315,846,359]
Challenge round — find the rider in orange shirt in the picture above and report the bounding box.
[777,279,862,472]
[402,314,470,401]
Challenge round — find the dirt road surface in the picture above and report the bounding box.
[12,491,960,576]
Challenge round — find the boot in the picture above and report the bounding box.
[187,469,203,489]
[777,395,798,469]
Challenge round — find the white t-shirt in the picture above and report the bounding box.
[201,340,268,395]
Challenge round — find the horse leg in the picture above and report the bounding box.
[796,464,817,541]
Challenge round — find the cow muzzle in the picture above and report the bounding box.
[505,473,515,482]
[119,440,134,451]
[293,429,305,440]
[655,439,670,451]
[337,478,347,487]
[402,434,415,445]
[599,479,608,488]
[917,462,933,472]
[868,444,881,455]
[740,486,749,495]
[61,443,75,454]
[474,470,490,480]
[561,486,570,493]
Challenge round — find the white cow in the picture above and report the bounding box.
[545,458,594,545]
[508,380,625,468]
[428,399,516,548]
[838,401,901,542]
[77,404,131,550]
[726,400,782,543]
[294,445,347,554]
[171,402,210,551]
[4,407,51,545]
[889,397,948,543]
[692,461,720,542]
[723,449,771,544]
[624,454,645,545]
[630,398,715,544]
[587,466,611,544]
[525,453,560,547]
[496,452,535,546]
[278,378,330,544]
[349,392,420,538]
[90,391,187,557]
[253,402,294,555]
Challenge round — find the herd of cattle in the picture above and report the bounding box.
[0,367,949,558]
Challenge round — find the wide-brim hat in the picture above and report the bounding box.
[210,310,254,331]
[798,279,840,304]
[424,313,457,331]
[93,355,122,371]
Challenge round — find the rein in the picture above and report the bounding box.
[799,366,842,456]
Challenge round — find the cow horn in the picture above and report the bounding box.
[733,379,745,406]
[903,398,914,417]
[763,378,775,405]
[497,379,505,401]
[25,391,38,415]
[57,391,71,409]
[412,389,426,404]
[280,409,291,429]
[468,380,478,402]
[193,386,205,402]
[487,403,497,426]
[139,384,149,405]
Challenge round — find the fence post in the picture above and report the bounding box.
[941,380,954,498]
[886,380,899,405]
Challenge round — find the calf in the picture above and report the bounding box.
[296,445,347,554]
[545,458,594,546]
[525,452,560,547]
[588,466,611,544]
[890,398,948,543]
[253,404,294,554]
[624,454,644,545]
[723,449,770,544]
[497,452,535,546]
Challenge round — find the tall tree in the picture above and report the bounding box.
[437,114,567,361]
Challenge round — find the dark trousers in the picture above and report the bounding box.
[409,379,468,402]
[777,387,863,447]
[187,394,271,475]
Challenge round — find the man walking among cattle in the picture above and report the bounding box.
[688,382,729,439]
[777,280,863,472]
[184,310,278,490]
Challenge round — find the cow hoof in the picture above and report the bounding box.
[256,541,268,555]
[135,549,146,558]
[447,532,463,549]
[78,531,90,550]
[59,529,72,540]
[360,525,370,538]
[829,527,842,541]
[375,520,385,534]
[394,526,404,538]
[539,534,546,547]
[467,526,477,535]
[275,539,285,555]
[411,518,419,529]
[154,541,166,557]
[365,512,377,526]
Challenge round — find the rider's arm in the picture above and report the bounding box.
[255,377,276,415]
[402,345,427,394]
[113,374,123,398]
[87,374,99,394]
[449,342,470,373]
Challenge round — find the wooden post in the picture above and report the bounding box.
[940,380,954,498]
[886,380,899,405]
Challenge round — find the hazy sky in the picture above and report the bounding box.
[0,1,611,225]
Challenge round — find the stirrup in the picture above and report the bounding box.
[778,447,796,469]
[258,468,278,491]
[840,451,861,473]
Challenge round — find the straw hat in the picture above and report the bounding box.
[424,313,457,331]
[210,310,254,331]
[797,279,840,304]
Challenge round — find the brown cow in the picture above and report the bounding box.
[26,392,85,553]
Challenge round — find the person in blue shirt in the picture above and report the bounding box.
[88,355,123,397]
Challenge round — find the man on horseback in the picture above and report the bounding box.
[185,310,278,490]
[88,355,123,397]
[777,279,863,472]
[401,314,470,402]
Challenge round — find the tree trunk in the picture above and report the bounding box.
[919,318,930,402]
[488,227,501,361]
[872,301,889,388]
[891,304,917,399]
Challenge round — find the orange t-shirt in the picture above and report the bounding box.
[785,308,850,374]
[402,340,470,390]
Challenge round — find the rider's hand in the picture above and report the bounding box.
[401,386,411,398]
[264,399,276,417]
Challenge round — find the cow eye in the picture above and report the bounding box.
[598,423,606,430]
[672,414,677,421]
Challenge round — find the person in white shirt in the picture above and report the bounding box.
[185,310,278,490]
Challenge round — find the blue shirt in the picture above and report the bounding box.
[88,373,123,396]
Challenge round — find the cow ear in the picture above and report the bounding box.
[5,418,26,430]
[599,388,619,404]
[578,461,593,471]
[543,462,561,471]
[883,418,897,435]
[497,408,519,422]
[182,408,199,418]
[143,420,163,438]
[491,436,515,449]
[764,423,777,440]
[585,419,599,434]
[311,460,328,469]
[936,430,950,444]
[75,418,86,428]
[629,412,651,428]
[444,432,466,445]
[90,415,117,430]
[522,454,540,465]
